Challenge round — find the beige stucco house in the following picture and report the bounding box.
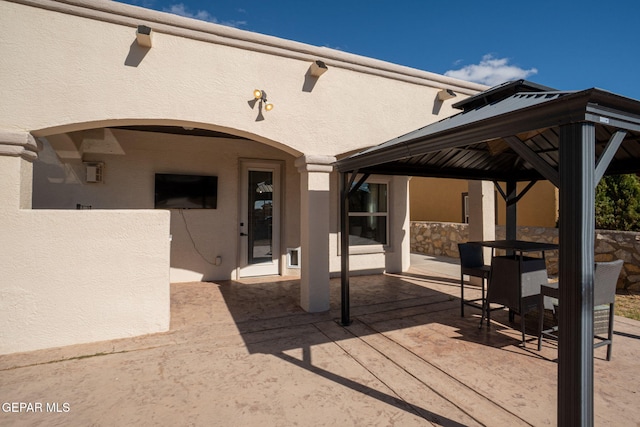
[0,0,486,355]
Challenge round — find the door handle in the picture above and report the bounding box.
[240,232,248,236]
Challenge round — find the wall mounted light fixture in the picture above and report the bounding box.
[437,88,457,101]
[136,25,153,48]
[253,89,274,111]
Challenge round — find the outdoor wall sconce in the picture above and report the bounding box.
[83,161,104,183]
[437,88,457,101]
[136,25,153,48]
[253,89,274,111]
[309,60,328,78]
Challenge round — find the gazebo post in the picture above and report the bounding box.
[558,122,596,427]
[340,171,351,326]
[505,180,517,242]
[340,171,368,326]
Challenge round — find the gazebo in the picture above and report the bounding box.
[335,80,640,426]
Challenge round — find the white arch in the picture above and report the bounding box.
[32,119,303,158]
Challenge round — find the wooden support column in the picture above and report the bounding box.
[558,122,596,427]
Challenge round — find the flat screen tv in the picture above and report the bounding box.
[154,173,218,209]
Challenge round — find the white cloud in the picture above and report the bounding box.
[444,54,538,87]
[165,3,246,28]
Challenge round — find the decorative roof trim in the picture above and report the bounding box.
[6,0,486,95]
[0,131,40,161]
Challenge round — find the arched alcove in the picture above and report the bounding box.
[33,120,302,283]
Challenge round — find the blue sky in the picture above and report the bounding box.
[116,0,640,99]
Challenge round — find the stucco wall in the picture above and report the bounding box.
[0,209,170,355]
[33,128,301,282]
[410,178,558,227]
[0,0,485,353]
[496,181,558,227]
[410,178,468,223]
[2,0,484,284]
[0,0,482,156]
[1,0,482,284]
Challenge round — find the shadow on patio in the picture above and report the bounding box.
[1,262,639,426]
[204,264,640,426]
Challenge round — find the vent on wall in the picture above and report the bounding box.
[287,247,301,268]
[84,162,104,183]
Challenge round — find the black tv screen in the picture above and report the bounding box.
[154,173,218,209]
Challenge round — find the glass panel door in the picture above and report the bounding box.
[239,161,280,277]
[248,170,273,265]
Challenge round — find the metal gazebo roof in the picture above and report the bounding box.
[335,80,640,185]
[334,80,640,427]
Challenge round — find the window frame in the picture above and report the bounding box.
[347,179,389,252]
[462,192,469,223]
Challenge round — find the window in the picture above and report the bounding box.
[348,182,388,246]
[462,190,499,224]
[462,192,469,223]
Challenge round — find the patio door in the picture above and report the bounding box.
[239,161,281,277]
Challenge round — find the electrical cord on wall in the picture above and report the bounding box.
[178,209,218,266]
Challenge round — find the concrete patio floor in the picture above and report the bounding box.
[1,254,639,426]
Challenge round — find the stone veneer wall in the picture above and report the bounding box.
[410,221,640,291]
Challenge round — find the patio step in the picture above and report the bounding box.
[316,319,531,427]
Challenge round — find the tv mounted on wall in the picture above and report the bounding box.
[154,173,218,209]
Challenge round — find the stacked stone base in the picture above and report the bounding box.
[411,221,640,291]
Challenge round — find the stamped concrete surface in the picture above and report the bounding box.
[1,254,639,426]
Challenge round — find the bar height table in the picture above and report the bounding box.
[469,240,559,345]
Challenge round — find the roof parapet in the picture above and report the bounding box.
[10,0,487,95]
